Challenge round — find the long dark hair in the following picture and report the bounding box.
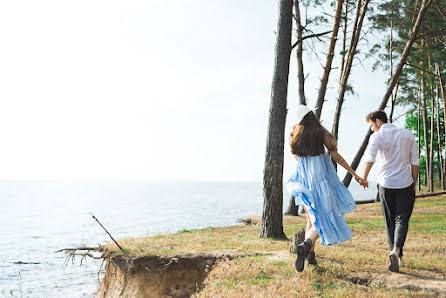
[290,112,337,157]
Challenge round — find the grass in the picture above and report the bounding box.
[104,195,446,297]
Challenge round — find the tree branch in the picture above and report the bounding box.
[435,3,445,19]
[406,63,441,77]
[291,30,332,49]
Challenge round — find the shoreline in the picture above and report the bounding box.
[93,194,446,297]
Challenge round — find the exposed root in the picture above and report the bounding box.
[56,245,135,272]
[56,247,104,268]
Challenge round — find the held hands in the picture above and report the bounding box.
[354,175,368,190]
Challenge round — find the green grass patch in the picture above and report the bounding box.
[177,229,192,234]
[270,261,288,267]
[346,218,385,229]
[409,214,446,234]
[249,272,274,286]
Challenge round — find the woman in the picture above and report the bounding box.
[287,105,364,272]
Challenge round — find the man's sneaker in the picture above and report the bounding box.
[306,251,317,266]
[388,251,399,272]
[399,258,404,267]
[295,238,312,272]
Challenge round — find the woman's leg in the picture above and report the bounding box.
[304,207,319,251]
[296,207,320,272]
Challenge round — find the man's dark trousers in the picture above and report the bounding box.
[378,184,415,257]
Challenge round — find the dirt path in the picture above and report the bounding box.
[347,269,446,295]
[267,250,446,295]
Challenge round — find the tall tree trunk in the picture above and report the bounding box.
[331,0,350,171]
[436,63,446,189]
[389,83,399,123]
[418,87,422,191]
[421,69,430,188]
[295,0,305,105]
[342,0,433,187]
[389,20,396,123]
[260,0,293,239]
[428,52,435,192]
[284,197,298,216]
[314,0,344,120]
[339,0,349,78]
[284,0,305,217]
[332,0,370,140]
[429,82,435,192]
[436,96,443,190]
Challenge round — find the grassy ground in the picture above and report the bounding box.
[106,195,446,297]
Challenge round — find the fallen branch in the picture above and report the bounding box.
[90,212,132,260]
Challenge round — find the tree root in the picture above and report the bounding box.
[56,247,104,267]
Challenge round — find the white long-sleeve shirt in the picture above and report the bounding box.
[363,123,419,189]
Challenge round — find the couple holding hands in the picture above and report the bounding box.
[287,105,419,273]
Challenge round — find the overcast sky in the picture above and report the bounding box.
[0,0,405,181]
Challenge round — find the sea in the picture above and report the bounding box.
[0,180,377,297]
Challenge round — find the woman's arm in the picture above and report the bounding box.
[323,132,363,184]
[330,150,358,178]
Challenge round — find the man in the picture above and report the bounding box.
[361,110,419,273]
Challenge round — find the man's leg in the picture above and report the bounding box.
[379,185,401,272]
[393,184,416,259]
[379,185,397,251]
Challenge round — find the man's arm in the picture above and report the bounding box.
[362,162,374,189]
[361,133,379,189]
[411,165,420,189]
[409,132,420,189]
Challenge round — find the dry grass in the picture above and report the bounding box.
[105,195,446,297]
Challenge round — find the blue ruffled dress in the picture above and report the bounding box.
[286,153,356,245]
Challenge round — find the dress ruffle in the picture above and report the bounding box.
[286,154,356,245]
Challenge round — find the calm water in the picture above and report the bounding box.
[0,180,376,297]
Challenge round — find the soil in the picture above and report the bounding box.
[95,251,262,298]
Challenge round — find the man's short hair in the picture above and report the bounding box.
[366,110,388,123]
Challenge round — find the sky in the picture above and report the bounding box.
[0,0,406,182]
